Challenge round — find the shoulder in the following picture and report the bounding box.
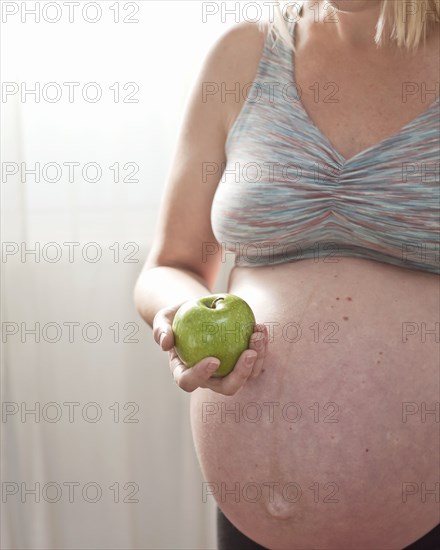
[215,20,269,52]
[201,21,269,84]
[197,21,270,136]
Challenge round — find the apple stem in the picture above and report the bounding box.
[211,297,224,309]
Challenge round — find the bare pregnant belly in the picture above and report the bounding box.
[190,257,439,550]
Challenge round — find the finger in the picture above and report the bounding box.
[169,348,220,393]
[248,324,268,378]
[201,350,257,395]
[153,307,178,351]
[254,323,268,335]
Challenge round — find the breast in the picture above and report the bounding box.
[190,257,439,549]
[211,137,440,274]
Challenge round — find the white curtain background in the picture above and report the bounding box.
[0,1,256,548]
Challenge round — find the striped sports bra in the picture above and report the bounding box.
[210,21,440,274]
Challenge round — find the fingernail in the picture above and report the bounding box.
[207,361,220,372]
[245,354,256,366]
[159,333,166,347]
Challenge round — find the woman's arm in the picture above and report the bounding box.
[134,265,213,328]
[134,22,268,393]
[134,21,267,324]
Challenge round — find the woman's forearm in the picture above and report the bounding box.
[134,265,212,327]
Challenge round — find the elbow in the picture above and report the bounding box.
[133,272,145,320]
[133,264,152,323]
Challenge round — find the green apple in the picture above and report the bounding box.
[172,293,256,378]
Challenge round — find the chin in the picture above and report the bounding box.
[327,0,380,12]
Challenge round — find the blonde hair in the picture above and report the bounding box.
[267,0,440,51]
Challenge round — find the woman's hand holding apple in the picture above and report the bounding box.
[152,298,268,395]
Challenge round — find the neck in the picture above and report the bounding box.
[300,0,383,49]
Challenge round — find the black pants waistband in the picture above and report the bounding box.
[216,507,440,550]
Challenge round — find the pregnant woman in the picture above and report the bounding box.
[135,1,439,548]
